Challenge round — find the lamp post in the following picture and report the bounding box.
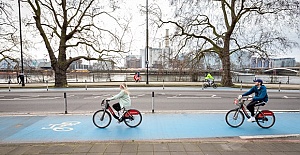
[146,0,149,84]
[18,0,25,86]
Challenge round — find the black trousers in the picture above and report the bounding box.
[246,100,260,117]
[112,103,121,111]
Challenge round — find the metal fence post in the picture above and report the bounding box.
[46,80,48,91]
[240,81,243,91]
[85,80,87,90]
[279,82,281,92]
[64,92,68,114]
[152,91,154,113]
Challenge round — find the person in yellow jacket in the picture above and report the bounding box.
[205,72,214,85]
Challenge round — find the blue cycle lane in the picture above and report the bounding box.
[0,112,299,143]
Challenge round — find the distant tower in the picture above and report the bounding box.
[165,29,169,47]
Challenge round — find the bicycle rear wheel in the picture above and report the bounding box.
[93,110,111,128]
[212,83,217,89]
[256,111,276,129]
[225,109,244,128]
[124,109,142,128]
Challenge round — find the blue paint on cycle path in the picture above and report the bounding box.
[0,113,299,143]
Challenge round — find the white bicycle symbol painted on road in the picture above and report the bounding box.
[42,121,81,131]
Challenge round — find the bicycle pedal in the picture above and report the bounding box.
[118,117,124,122]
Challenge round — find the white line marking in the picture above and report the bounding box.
[167,97,221,99]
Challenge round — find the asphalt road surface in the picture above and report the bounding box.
[0,87,299,114]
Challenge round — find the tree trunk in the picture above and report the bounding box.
[221,55,233,87]
[221,36,233,87]
[54,68,67,87]
[54,44,68,87]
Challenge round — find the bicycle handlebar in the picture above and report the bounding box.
[101,99,110,105]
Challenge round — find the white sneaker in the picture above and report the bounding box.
[247,117,256,122]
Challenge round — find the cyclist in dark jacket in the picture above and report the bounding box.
[239,79,268,122]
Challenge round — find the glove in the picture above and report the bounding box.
[238,95,243,100]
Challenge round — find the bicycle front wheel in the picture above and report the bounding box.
[225,109,244,128]
[256,112,276,129]
[93,110,111,128]
[124,109,142,128]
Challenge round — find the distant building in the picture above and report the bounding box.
[0,59,15,69]
[69,60,90,70]
[250,57,295,68]
[0,58,49,70]
[269,58,296,68]
[250,57,270,68]
[91,60,114,70]
[37,62,52,70]
[140,29,172,69]
[125,55,141,68]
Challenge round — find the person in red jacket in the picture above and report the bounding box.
[134,71,141,82]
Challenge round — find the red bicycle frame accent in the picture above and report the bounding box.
[124,109,140,117]
[107,106,119,119]
[261,110,274,115]
[257,110,274,118]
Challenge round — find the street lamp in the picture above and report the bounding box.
[18,0,25,86]
[146,0,149,84]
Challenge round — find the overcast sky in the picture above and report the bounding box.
[14,0,300,63]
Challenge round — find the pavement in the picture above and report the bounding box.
[1,137,299,155]
[0,82,299,155]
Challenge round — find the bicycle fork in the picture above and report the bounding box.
[233,105,250,120]
[233,108,240,120]
[100,109,106,121]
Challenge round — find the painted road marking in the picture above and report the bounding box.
[41,121,81,132]
[168,95,221,99]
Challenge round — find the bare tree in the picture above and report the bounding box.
[24,0,131,87]
[154,0,300,86]
[0,1,19,66]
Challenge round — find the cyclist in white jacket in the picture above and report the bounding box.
[107,83,131,113]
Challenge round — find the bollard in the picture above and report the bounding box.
[279,82,281,92]
[46,80,48,91]
[202,81,204,90]
[163,79,164,90]
[240,81,243,91]
[64,92,68,114]
[152,92,154,113]
[85,80,87,90]
[8,81,11,91]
